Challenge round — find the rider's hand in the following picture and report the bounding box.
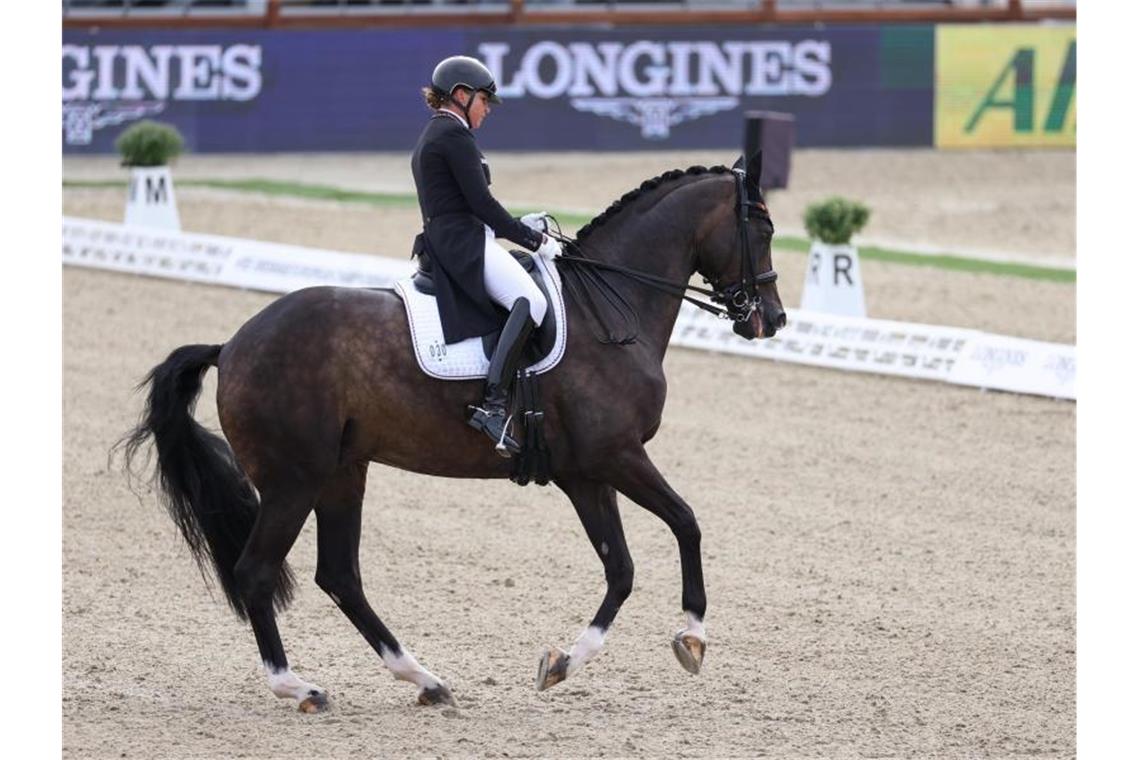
[535,234,562,260]
[521,212,550,234]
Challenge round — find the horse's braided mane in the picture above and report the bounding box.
[574,164,733,243]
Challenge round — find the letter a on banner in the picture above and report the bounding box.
[965,49,1034,134]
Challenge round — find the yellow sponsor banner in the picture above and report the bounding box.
[936,24,1075,148]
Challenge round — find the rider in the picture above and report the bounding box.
[411,55,561,457]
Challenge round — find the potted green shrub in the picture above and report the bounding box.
[800,196,871,317]
[117,120,185,230]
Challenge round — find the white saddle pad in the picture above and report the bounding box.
[393,255,568,380]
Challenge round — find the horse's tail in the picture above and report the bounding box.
[116,343,295,621]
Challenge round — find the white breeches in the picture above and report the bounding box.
[483,227,547,326]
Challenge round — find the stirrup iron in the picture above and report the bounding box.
[466,405,521,457]
[494,414,515,455]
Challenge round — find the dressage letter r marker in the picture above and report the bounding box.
[833,253,853,286]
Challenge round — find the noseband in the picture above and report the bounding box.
[706,168,778,324]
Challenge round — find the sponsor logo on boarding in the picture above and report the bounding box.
[63,221,231,278]
[1044,353,1076,386]
[62,44,263,145]
[478,40,831,140]
[971,344,1028,375]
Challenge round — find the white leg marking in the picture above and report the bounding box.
[264,663,323,701]
[683,611,707,641]
[567,625,607,675]
[381,646,442,689]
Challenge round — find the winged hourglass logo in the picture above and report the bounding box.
[570,97,740,140]
[63,102,167,146]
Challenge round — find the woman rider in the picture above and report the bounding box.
[411,55,561,457]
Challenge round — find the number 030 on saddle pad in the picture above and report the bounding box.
[393,251,568,380]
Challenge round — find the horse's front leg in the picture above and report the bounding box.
[606,447,708,675]
[538,477,634,690]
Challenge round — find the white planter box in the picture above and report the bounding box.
[799,240,866,317]
[124,166,181,231]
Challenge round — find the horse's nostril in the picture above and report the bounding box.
[775,312,787,329]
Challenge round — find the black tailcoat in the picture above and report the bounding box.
[410,112,543,344]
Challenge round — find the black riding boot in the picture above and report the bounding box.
[467,298,534,457]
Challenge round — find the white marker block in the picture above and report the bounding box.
[124,166,181,231]
[800,240,866,317]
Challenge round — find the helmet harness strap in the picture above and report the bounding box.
[450,87,476,126]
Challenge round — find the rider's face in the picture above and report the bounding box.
[463,90,491,130]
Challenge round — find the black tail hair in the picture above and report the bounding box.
[115,343,295,620]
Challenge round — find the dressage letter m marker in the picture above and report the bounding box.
[145,175,169,204]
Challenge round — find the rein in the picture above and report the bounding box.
[548,170,777,344]
[549,229,641,345]
[554,237,736,319]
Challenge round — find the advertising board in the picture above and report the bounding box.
[935,24,1076,148]
[62,25,933,153]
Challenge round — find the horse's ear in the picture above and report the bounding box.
[745,151,763,201]
[731,155,745,172]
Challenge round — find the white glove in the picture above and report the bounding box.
[520,212,550,234]
[535,234,562,261]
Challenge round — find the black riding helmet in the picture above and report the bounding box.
[431,56,503,106]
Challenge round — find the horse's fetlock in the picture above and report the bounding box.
[684,597,708,621]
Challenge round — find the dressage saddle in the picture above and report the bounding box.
[412,249,558,363]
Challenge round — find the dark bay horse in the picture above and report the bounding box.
[120,160,785,712]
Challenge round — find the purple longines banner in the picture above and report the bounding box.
[62,25,932,154]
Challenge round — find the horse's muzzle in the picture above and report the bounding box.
[732,319,757,340]
[760,307,786,339]
[731,305,785,340]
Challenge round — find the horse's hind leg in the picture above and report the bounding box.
[314,461,456,707]
[537,477,635,691]
[233,482,329,713]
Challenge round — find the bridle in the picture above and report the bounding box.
[710,168,779,325]
[550,169,778,343]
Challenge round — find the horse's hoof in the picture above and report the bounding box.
[672,632,706,675]
[417,683,457,707]
[297,691,330,714]
[536,647,570,691]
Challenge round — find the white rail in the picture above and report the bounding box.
[63,216,1074,400]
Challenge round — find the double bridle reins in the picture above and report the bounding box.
[549,168,778,344]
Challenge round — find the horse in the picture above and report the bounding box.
[119,158,785,713]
